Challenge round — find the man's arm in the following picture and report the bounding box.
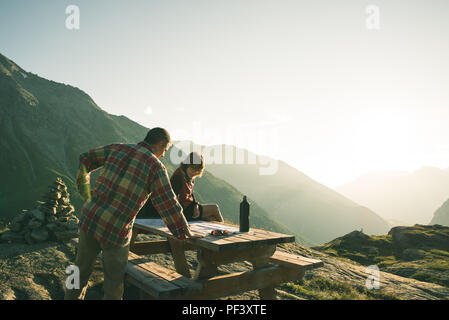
[76,145,110,201]
[150,166,191,240]
[76,163,91,202]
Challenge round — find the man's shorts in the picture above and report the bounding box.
[183,202,204,221]
[138,200,203,221]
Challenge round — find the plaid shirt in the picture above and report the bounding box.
[76,141,189,246]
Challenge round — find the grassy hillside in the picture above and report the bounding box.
[0,52,295,240]
[314,224,449,288]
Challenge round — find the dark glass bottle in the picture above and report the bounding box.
[239,196,250,232]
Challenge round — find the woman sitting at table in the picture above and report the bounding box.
[138,151,224,222]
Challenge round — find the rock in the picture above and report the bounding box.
[28,219,43,229]
[42,191,61,200]
[11,212,29,224]
[31,209,45,222]
[304,246,449,300]
[24,232,35,245]
[54,230,79,241]
[9,222,23,233]
[64,219,79,230]
[3,177,75,245]
[389,224,449,251]
[30,227,49,242]
[41,198,58,206]
[0,231,24,243]
[19,227,30,235]
[46,199,58,206]
[47,215,57,223]
[56,205,67,215]
[58,205,74,216]
[54,178,65,187]
[45,223,59,233]
[41,206,57,215]
[402,248,426,261]
[342,230,370,241]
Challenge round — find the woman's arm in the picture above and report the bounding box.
[170,173,183,196]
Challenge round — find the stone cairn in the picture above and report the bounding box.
[0,177,79,244]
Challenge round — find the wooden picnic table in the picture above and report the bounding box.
[126,218,323,300]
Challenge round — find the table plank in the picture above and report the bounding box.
[128,252,201,297]
[134,219,295,252]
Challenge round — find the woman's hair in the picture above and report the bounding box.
[180,152,205,173]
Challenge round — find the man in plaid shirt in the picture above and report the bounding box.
[64,127,202,300]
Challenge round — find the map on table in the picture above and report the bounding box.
[134,219,295,251]
[135,219,240,236]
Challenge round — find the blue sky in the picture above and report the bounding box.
[1,0,449,187]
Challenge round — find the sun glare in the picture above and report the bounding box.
[349,108,415,170]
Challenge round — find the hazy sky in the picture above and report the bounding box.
[1,0,449,187]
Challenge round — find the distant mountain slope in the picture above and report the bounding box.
[187,144,389,244]
[0,53,148,219]
[431,199,449,226]
[336,167,449,225]
[0,53,294,239]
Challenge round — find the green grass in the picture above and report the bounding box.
[375,256,399,268]
[282,278,399,300]
[429,249,449,258]
[323,248,338,256]
[411,272,441,285]
[425,261,449,271]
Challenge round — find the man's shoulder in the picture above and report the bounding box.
[106,143,135,152]
[124,141,167,171]
[153,158,167,171]
[144,153,167,172]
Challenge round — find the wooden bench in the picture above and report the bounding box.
[125,252,202,299]
[269,250,324,270]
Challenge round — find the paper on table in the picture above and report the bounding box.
[135,218,242,236]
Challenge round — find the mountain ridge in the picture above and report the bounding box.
[431,198,449,226]
[336,166,449,225]
[0,52,293,240]
[179,143,390,244]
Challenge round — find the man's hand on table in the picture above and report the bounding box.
[185,227,204,239]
